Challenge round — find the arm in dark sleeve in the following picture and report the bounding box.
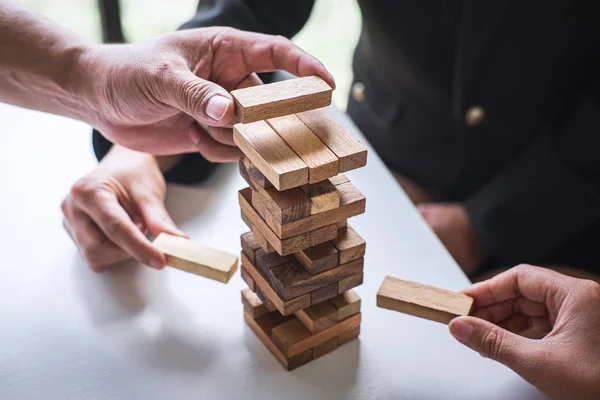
[465,86,600,266]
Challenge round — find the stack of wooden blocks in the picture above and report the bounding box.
[231,76,368,370]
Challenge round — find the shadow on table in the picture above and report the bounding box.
[72,254,217,376]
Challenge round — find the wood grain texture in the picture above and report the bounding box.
[330,290,361,321]
[310,283,339,305]
[255,285,277,312]
[267,114,339,183]
[328,173,349,186]
[338,272,364,294]
[273,313,362,358]
[301,179,340,214]
[295,300,337,333]
[241,267,255,291]
[153,233,238,283]
[231,76,333,123]
[257,180,365,239]
[251,225,275,253]
[295,241,339,275]
[331,225,366,264]
[338,325,360,346]
[241,253,310,316]
[240,157,273,189]
[241,232,261,264]
[242,288,271,319]
[377,276,474,324]
[234,121,308,191]
[313,337,339,359]
[269,257,364,301]
[297,108,367,172]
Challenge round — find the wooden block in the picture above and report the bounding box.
[153,233,237,283]
[295,301,337,333]
[301,180,340,214]
[240,157,273,189]
[251,225,275,253]
[273,313,362,358]
[255,249,294,274]
[269,257,364,301]
[241,267,255,291]
[244,311,313,371]
[310,283,339,305]
[267,114,339,183]
[234,121,308,191]
[255,285,277,312]
[313,337,339,359]
[263,180,365,239]
[295,242,339,275]
[241,253,311,315]
[328,173,349,186]
[240,188,338,255]
[376,276,474,324]
[335,220,347,229]
[331,225,366,264]
[330,290,361,321]
[241,232,261,264]
[338,271,364,294]
[297,108,368,172]
[242,288,271,319]
[231,76,333,123]
[338,325,360,346]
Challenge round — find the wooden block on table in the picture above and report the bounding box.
[301,179,340,214]
[240,188,338,255]
[267,114,339,183]
[153,233,238,283]
[241,267,255,291]
[376,276,474,324]
[297,109,368,172]
[241,252,311,316]
[313,337,339,359]
[234,121,308,191]
[251,225,275,253]
[338,325,360,346]
[242,288,271,319]
[310,283,339,305]
[331,225,366,264]
[295,242,339,275]
[231,76,333,123]
[272,313,362,358]
[241,232,261,264]
[338,271,364,294]
[269,257,364,301]
[330,290,361,321]
[295,300,337,333]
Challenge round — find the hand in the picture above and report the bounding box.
[61,146,184,271]
[417,203,486,274]
[81,27,335,157]
[449,265,600,399]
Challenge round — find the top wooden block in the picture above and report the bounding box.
[377,276,474,324]
[231,76,333,123]
[153,233,238,283]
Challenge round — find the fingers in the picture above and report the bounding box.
[472,296,548,324]
[235,73,263,90]
[75,191,167,269]
[134,193,186,239]
[188,124,243,162]
[201,124,236,146]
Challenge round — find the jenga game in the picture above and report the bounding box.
[231,76,368,370]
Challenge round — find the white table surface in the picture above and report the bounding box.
[0,103,543,400]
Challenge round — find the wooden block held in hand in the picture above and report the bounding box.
[234,121,308,191]
[295,300,337,333]
[242,288,271,319]
[332,225,366,264]
[267,114,339,183]
[297,109,367,172]
[377,276,474,324]
[153,233,237,283]
[232,76,333,123]
[330,290,361,321]
[295,241,339,275]
[301,179,340,214]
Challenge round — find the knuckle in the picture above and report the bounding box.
[180,80,211,113]
[71,178,97,200]
[104,217,127,238]
[481,327,504,360]
[60,198,69,215]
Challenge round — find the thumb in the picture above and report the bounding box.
[160,69,235,126]
[136,197,187,239]
[449,316,538,369]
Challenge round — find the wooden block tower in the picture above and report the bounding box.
[232,76,368,370]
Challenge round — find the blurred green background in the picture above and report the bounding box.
[22,0,361,109]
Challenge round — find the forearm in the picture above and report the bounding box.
[0,2,96,121]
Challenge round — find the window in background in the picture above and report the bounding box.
[20,0,361,108]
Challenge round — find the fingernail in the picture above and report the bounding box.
[449,318,473,344]
[205,95,230,121]
[149,258,165,269]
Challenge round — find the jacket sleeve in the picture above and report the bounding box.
[92,0,315,183]
[465,85,600,266]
